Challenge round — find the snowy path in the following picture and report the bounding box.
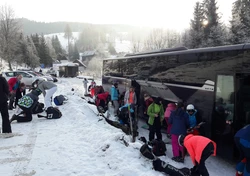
[0,78,236,176]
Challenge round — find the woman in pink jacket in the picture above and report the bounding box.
[164,103,176,138]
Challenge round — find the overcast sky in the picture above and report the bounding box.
[0,0,236,30]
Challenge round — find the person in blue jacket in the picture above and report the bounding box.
[110,82,119,117]
[235,124,250,176]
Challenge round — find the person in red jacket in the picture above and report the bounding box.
[8,74,23,110]
[178,134,216,176]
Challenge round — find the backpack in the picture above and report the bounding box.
[37,107,62,119]
[151,139,166,156]
[54,95,67,106]
[139,144,155,160]
[18,95,34,108]
[46,107,62,119]
[32,103,44,114]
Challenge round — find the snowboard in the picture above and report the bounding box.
[103,116,130,135]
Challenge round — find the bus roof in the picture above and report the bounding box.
[104,43,250,61]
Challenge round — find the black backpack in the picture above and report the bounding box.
[46,107,62,119]
[139,144,155,160]
[151,139,166,156]
[38,107,62,119]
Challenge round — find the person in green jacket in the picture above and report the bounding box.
[147,97,164,142]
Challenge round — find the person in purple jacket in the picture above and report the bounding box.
[168,102,189,163]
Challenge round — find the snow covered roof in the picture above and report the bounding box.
[73,59,87,68]
[58,62,79,67]
[81,51,96,57]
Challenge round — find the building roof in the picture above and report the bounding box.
[73,60,87,68]
[80,51,96,57]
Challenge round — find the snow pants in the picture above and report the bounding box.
[149,117,162,141]
[172,134,184,157]
[44,87,57,109]
[235,137,250,175]
[0,102,12,133]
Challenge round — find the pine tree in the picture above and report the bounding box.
[202,0,225,46]
[39,35,52,67]
[64,24,73,55]
[52,35,63,55]
[26,36,40,68]
[189,2,204,48]
[231,0,250,43]
[72,43,79,61]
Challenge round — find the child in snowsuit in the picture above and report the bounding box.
[164,103,176,138]
[186,104,201,135]
[147,97,164,142]
[235,124,250,176]
[10,88,42,123]
[118,104,135,125]
[178,134,216,176]
[168,102,189,163]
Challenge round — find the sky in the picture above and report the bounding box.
[0,0,236,30]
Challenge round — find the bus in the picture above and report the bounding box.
[102,43,250,161]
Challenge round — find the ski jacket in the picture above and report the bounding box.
[184,134,216,165]
[235,124,250,148]
[187,110,197,128]
[147,103,164,125]
[168,108,189,135]
[110,86,119,101]
[8,77,20,92]
[124,90,137,105]
[37,80,57,96]
[0,76,9,103]
[164,103,176,118]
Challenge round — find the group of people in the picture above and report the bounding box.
[0,73,58,134]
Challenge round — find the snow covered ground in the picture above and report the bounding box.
[0,78,236,176]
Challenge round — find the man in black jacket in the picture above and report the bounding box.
[0,75,12,133]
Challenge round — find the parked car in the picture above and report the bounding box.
[27,71,54,82]
[46,69,57,77]
[2,71,46,87]
[34,71,58,82]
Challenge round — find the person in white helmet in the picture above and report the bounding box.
[186,104,203,135]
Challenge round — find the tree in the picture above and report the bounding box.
[189,2,205,48]
[64,24,73,55]
[51,35,63,55]
[231,0,250,44]
[39,35,52,67]
[202,0,225,46]
[0,5,20,70]
[108,43,117,55]
[72,43,79,61]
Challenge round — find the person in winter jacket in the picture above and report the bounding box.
[147,97,164,142]
[0,75,12,133]
[96,91,110,110]
[110,83,119,116]
[168,102,189,163]
[124,86,137,105]
[144,94,153,115]
[83,78,88,95]
[7,74,23,110]
[235,124,250,176]
[164,103,176,138]
[15,83,26,108]
[10,88,42,123]
[178,134,216,176]
[118,103,135,125]
[32,79,57,109]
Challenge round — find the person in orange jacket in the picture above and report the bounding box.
[178,134,216,176]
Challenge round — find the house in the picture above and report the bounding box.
[80,51,96,62]
[59,63,79,77]
[73,59,87,72]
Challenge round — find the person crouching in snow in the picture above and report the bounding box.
[10,88,42,123]
[234,124,250,176]
[147,97,164,142]
[32,79,57,110]
[118,104,135,125]
[164,103,176,138]
[178,134,216,176]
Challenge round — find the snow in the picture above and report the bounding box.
[0,78,236,176]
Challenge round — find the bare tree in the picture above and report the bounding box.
[130,34,143,53]
[0,5,20,70]
[144,28,167,50]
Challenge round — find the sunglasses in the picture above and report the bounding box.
[187,110,194,112]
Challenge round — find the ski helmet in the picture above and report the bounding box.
[186,104,195,110]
